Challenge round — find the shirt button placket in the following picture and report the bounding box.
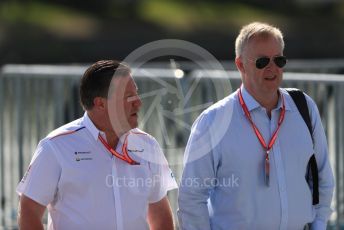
[273,141,288,230]
[271,112,288,230]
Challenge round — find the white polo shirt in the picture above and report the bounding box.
[17,113,178,230]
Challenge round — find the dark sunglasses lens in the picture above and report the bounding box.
[256,57,270,69]
[274,56,287,68]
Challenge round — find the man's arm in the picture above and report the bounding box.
[148,196,174,230]
[18,195,46,230]
[178,112,218,230]
[306,96,335,230]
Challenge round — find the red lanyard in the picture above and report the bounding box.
[98,133,140,165]
[238,88,286,186]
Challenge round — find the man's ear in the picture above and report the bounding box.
[235,57,245,74]
[93,97,106,110]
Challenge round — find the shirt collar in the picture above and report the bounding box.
[82,112,102,141]
[279,88,293,111]
[82,112,130,143]
[240,85,292,112]
[240,85,261,111]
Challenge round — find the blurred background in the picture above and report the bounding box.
[1,0,344,229]
[0,0,344,64]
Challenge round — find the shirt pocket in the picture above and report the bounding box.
[119,163,152,197]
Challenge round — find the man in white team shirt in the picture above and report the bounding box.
[17,60,178,230]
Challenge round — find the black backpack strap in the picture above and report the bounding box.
[286,88,319,205]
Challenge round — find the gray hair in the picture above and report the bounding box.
[235,22,285,58]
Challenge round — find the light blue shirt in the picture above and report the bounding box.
[178,86,334,230]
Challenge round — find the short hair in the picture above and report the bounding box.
[235,22,285,58]
[79,60,131,110]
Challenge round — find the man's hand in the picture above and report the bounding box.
[148,196,174,230]
[18,195,46,230]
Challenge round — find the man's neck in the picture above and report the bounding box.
[260,94,279,118]
[104,131,119,148]
[245,87,279,118]
[87,111,120,148]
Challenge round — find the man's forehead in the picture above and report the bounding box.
[244,36,281,54]
[111,75,138,90]
[111,74,132,84]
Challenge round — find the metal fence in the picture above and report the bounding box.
[0,64,343,229]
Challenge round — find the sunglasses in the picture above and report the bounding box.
[251,56,287,69]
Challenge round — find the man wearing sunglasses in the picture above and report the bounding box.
[178,22,334,229]
[16,60,178,230]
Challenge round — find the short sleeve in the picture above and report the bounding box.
[147,138,178,203]
[16,139,61,206]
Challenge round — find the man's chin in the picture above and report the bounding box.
[112,119,138,135]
